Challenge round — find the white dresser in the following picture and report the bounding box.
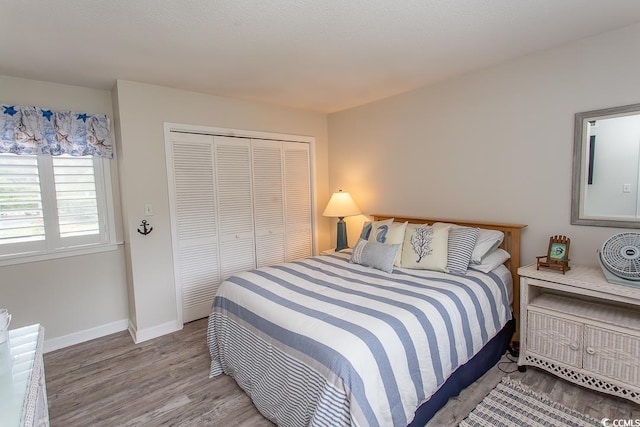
[518,264,640,403]
[0,325,49,426]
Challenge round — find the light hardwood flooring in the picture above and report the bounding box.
[45,319,638,426]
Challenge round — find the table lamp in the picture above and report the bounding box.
[322,190,361,251]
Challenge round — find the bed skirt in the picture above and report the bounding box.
[408,316,515,426]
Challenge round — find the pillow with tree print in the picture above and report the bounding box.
[400,224,451,271]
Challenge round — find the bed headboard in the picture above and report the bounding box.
[372,214,527,340]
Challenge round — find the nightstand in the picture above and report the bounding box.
[518,264,640,404]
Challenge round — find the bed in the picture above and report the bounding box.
[207,215,526,426]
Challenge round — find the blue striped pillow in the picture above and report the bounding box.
[447,227,480,274]
[350,239,399,273]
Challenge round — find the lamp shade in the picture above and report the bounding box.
[322,190,361,218]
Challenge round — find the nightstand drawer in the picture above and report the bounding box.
[527,309,583,368]
[583,325,640,386]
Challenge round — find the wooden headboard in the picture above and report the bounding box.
[372,214,527,340]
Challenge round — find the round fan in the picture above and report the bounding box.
[598,232,640,284]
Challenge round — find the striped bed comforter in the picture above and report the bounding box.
[207,253,511,427]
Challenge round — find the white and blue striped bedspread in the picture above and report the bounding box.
[207,253,511,427]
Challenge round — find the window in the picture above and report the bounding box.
[0,153,116,263]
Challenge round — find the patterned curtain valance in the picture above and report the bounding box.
[0,104,113,158]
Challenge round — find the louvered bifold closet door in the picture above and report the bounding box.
[283,142,312,261]
[169,132,221,323]
[252,140,286,267]
[215,136,256,279]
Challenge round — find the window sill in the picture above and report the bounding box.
[0,242,123,267]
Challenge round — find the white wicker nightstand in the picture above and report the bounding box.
[518,264,640,404]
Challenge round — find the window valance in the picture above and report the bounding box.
[0,104,113,158]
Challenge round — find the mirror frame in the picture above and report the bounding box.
[571,102,640,228]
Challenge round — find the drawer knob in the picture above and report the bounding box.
[586,347,596,355]
[569,343,579,351]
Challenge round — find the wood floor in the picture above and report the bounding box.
[45,318,639,426]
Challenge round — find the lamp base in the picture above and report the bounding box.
[335,217,348,251]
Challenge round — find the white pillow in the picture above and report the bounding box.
[469,248,510,273]
[471,229,504,264]
[350,239,400,273]
[400,224,450,271]
[368,220,407,266]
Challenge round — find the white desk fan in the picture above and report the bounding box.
[598,232,640,287]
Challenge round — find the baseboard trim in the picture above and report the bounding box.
[44,319,129,353]
[128,320,182,344]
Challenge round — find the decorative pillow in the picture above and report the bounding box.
[367,219,398,244]
[361,218,393,241]
[447,226,480,275]
[350,239,400,273]
[368,220,407,266]
[434,222,504,265]
[469,248,510,273]
[359,221,372,240]
[400,224,451,271]
[471,229,504,264]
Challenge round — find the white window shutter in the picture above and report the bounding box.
[0,154,46,251]
[215,136,256,279]
[52,156,100,239]
[252,140,285,267]
[284,142,312,261]
[0,153,114,260]
[170,133,221,323]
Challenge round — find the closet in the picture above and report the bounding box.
[166,131,313,323]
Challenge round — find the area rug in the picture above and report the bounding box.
[459,377,601,427]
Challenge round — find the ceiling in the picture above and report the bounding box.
[2,1,640,113]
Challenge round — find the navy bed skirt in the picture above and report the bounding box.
[408,316,516,426]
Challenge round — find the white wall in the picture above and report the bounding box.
[113,80,330,340]
[327,23,640,267]
[0,75,129,347]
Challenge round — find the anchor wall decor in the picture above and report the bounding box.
[137,220,153,236]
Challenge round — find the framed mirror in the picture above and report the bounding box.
[572,103,640,227]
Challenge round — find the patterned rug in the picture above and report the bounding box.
[459,377,602,427]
